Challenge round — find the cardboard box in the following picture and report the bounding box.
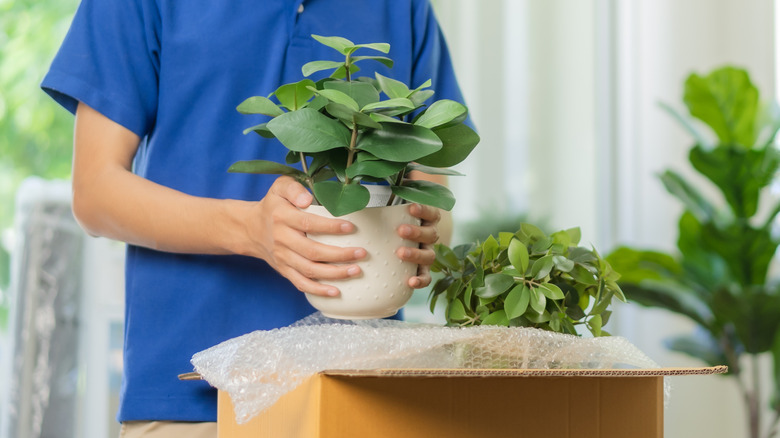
[214,366,726,438]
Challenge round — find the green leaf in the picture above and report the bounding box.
[236,96,284,117]
[228,160,307,179]
[689,144,779,218]
[447,299,468,322]
[242,122,276,138]
[410,89,436,107]
[659,170,716,223]
[587,314,603,337]
[414,100,468,129]
[406,163,464,176]
[505,284,531,319]
[266,108,351,153]
[325,103,382,130]
[434,243,461,271]
[565,227,581,245]
[391,180,455,211]
[311,34,355,54]
[302,60,345,77]
[552,255,575,272]
[312,87,360,112]
[369,113,406,124]
[530,255,555,280]
[352,42,391,54]
[481,310,509,326]
[538,283,565,300]
[508,238,529,273]
[346,160,406,179]
[275,79,317,111]
[529,287,547,314]
[375,73,411,99]
[415,123,480,168]
[474,273,515,299]
[324,81,380,109]
[350,55,394,68]
[683,66,759,147]
[482,235,500,260]
[357,123,442,162]
[312,181,371,216]
[362,98,415,112]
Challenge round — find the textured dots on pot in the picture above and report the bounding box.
[374,295,379,301]
[383,283,388,289]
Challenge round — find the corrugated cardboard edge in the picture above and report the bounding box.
[179,365,727,381]
[320,366,727,377]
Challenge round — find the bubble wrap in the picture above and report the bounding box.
[191,312,666,424]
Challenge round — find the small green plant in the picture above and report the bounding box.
[429,223,625,336]
[229,35,479,217]
[606,66,780,438]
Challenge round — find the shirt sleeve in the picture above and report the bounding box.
[410,0,474,129]
[41,0,161,138]
[411,1,464,103]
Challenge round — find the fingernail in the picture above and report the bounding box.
[327,288,340,297]
[402,248,412,258]
[410,277,421,287]
[340,223,353,232]
[354,249,366,258]
[347,266,360,276]
[399,225,412,237]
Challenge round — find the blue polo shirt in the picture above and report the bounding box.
[42,0,466,423]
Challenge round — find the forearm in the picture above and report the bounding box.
[72,166,251,255]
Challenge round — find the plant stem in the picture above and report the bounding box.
[386,166,406,206]
[345,53,352,82]
[744,355,761,438]
[300,152,309,174]
[345,123,358,185]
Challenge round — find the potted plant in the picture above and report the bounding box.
[429,223,624,336]
[606,66,780,438]
[230,34,480,319]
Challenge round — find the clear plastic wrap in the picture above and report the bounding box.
[192,312,665,424]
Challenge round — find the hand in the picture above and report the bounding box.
[247,176,366,297]
[396,203,441,289]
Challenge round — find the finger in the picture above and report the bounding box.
[396,245,436,266]
[270,176,313,208]
[279,227,367,263]
[397,223,440,245]
[408,203,441,224]
[283,249,363,281]
[291,210,356,235]
[408,264,432,289]
[283,268,341,297]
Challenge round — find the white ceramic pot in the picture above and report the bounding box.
[303,187,420,319]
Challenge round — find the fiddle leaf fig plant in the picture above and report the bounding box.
[229,34,480,217]
[605,66,780,438]
[429,223,625,336]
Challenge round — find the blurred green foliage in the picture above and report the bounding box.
[607,66,780,438]
[0,0,78,295]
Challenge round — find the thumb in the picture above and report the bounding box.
[272,176,313,208]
